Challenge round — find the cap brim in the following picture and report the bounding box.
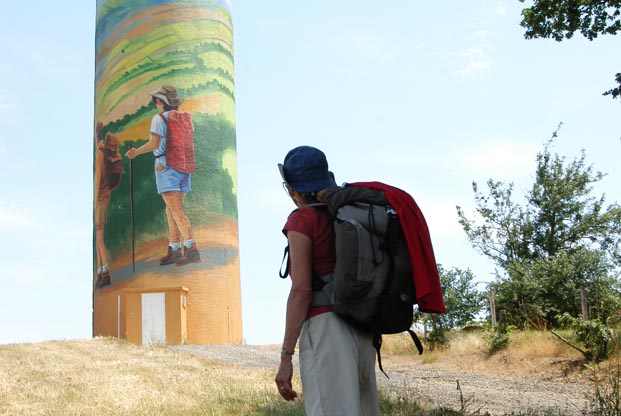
[278,163,287,184]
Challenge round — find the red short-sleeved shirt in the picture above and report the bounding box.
[282,205,335,278]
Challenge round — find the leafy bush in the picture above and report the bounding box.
[426,326,449,351]
[487,324,516,354]
[559,313,612,361]
[488,333,510,354]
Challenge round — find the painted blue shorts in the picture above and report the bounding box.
[154,156,192,194]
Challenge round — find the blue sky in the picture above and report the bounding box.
[0,1,619,345]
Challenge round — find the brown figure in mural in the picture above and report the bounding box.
[125,86,201,267]
[94,122,124,288]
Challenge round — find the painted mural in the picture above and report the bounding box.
[93,0,242,345]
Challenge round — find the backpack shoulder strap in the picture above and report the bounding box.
[279,245,290,279]
[278,207,302,279]
[278,203,330,279]
[373,329,423,380]
[159,112,169,127]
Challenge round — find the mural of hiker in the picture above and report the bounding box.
[94,0,241,346]
[125,86,201,267]
[94,121,123,289]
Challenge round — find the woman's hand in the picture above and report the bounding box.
[126,133,160,159]
[275,356,298,401]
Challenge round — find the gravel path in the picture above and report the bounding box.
[172,344,592,415]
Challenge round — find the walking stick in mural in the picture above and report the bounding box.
[129,146,135,272]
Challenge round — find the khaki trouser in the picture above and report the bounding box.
[94,194,110,226]
[299,312,380,416]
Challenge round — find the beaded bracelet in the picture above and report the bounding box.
[281,347,295,357]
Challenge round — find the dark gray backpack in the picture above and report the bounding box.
[280,184,423,376]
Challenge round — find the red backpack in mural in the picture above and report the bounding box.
[160,111,196,173]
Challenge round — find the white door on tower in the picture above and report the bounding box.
[142,293,166,345]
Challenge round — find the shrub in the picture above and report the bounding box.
[559,313,612,361]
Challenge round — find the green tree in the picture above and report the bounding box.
[518,0,621,99]
[435,265,485,329]
[419,265,485,349]
[457,135,621,328]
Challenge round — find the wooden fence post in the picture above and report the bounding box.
[489,290,497,329]
[580,288,589,321]
[498,310,506,336]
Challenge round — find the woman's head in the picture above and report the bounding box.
[149,85,182,111]
[95,121,104,142]
[279,146,336,199]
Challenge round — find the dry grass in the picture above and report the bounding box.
[0,337,304,416]
[382,329,586,378]
[0,331,602,415]
[505,330,579,359]
[380,332,423,356]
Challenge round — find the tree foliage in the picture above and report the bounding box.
[518,0,621,99]
[419,265,485,350]
[435,265,486,329]
[457,135,621,328]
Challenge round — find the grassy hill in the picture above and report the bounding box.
[0,332,617,415]
[0,337,299,416]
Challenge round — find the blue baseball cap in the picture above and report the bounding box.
[278,146,336,193]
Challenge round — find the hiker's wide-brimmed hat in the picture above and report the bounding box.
[149,85,183,107]
[105,132,122,163]
[278,146,336,193]
[95,121,104,140]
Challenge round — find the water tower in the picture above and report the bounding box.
[93,0,242,345]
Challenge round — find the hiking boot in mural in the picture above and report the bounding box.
[176,243,201,266]
[160,246,183,266]
[98,270,111,288]
[95,272,103,289]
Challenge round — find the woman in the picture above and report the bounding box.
[275,145,380,415]
[125,85,200,267]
